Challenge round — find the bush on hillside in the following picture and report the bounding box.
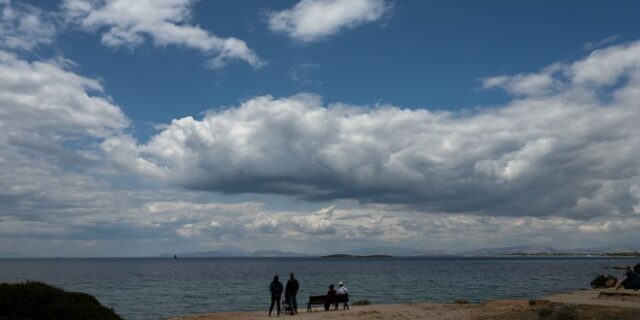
[0,281,122,320]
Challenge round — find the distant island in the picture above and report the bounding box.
[462,245,640,257]
[321,254,393,258]
[501,251,640,257]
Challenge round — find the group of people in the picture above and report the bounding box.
[268,273,349,317]
[324,281,349,311]
[269,273,299,317]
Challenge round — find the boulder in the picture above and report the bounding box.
[591,274,618,288]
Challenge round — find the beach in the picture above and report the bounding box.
[170,290,640,320]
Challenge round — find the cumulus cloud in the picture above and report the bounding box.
[569,40,640,86]
[482,64,562,96]
[0,50,128,136]
[484,41,640,94]
[105,40,640,221]
[0,50,133,254]
[267,0,391,42]
[0,0,57,51]
[247,205,336,236]
[62,0,263,68]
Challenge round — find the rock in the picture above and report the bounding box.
[590,274,618,288]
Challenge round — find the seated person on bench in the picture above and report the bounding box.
[324,284,337,310]
[616,266,640,290]
[335,281,348,309]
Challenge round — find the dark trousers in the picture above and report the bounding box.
[289,293,297,313]
[269,295,280,315]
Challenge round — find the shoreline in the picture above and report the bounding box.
[169,289,640,320]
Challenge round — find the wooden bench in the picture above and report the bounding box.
[306,294,349,312]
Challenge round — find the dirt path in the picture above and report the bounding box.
[169,290,640,320]
[541,289,640,309]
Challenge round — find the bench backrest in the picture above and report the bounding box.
[308,294,349,304]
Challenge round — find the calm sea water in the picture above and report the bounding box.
[0,257,636,320]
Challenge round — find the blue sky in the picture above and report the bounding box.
[32,0,640,137]
[2,0,640,256]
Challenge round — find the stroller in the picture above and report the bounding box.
[283,292,296,315]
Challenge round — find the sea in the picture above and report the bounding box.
[0,257,636,320]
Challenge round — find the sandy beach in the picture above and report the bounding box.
[169,290,640,320]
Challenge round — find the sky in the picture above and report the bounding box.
[1,0,640,257]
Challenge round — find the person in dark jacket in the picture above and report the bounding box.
[324,284,336,311]
[285,273,299,315]
[269,275,284,317]
[616,266,640,290]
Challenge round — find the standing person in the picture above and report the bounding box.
[324,284,337,311]
[285,273,299,315]
[616,266,640,290]
[269,275,284,317]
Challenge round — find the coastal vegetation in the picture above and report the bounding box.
[352,300,371,305]
[0,281,122,320]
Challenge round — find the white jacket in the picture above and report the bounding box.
[337,286,348,295]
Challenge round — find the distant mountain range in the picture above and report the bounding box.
[321,254,393,258]
[250,250,309,257]
[463,245,640,257]
[158,250,310,258]
[158,250,236,258]
[123,245,640,259]
[3,244,637,258]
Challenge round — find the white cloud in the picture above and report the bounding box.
[2,19,640,255]
[583,35,620,51]
[62,0,263,68]
[482,65,561,96]
[267,0,391,42]
[484,41,640,95]
[0,50,127,136]
[0,0,57,51]
[0,50,135,254]
[106,40,640,221]
[569,40,640,86]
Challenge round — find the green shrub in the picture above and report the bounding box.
[0,281,122,320]
[352,299,371,305]
[552,304,578,320]
[537,305,554,319]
